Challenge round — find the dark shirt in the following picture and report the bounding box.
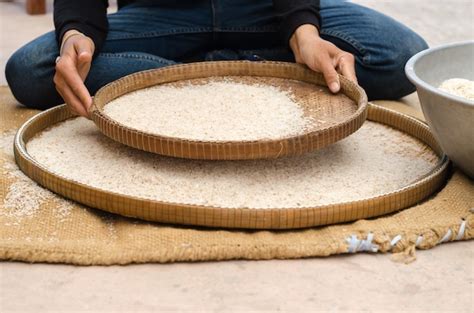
[54,0,321,55]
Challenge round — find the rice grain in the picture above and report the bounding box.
[0,131,73,220]
[104,80,313,141]
[439,78,474,101]
[26,118,438,209]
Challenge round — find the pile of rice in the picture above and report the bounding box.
[439,78,474,101]
[104,80,314,141]
[26,118,438,209]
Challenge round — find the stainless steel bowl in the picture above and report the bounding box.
[406,41,474,178]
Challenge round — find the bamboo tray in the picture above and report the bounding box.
[14,104,449,229]
[89,61,368,160]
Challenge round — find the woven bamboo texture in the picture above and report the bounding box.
[90,61,368,160]
[14,103,449,229]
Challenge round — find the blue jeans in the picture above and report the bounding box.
[5,0,428,109]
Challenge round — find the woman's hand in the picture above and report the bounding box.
[54,30,95,117]
[289,24,357,93]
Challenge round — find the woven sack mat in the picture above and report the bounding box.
[0,86,472,265]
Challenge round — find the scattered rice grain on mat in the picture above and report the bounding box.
[0,131,73,221]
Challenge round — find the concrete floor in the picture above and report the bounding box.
[0,1,473,312]
[1,241,473,312]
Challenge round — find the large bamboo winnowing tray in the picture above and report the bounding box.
[14,104,449,229]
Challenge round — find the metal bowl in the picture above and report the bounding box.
[406,41,474,178]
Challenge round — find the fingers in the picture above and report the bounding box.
[319,53,340,93]
[337,53,358,84]
[55,56,92,116]
[54,76,88,117]
[299,46,340,93]
[290,32,360,93]
[56,56,92,107]
[54,35,94,117]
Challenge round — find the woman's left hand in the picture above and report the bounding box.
[289,24,358,93]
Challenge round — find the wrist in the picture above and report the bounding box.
[60,30,95,55]
[294,24,320,42]
[290,24,320,52]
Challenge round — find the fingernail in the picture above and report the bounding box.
[329,82,340,93]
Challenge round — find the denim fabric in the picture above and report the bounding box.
[5,0,428,109]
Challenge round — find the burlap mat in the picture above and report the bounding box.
[0,86,472,265]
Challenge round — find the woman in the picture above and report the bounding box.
[5,0,428,117]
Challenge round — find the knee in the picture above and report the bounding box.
[394,32,429,72]
[5,48,60,110]
[5,50,30,105]
[389,33,428,98]
[360,31,428,100]
[5,33,62,110]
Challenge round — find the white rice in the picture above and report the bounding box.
[439,78,474,101]
[0,131,73,220]
[26,118,438,209]
[104,80,313,141]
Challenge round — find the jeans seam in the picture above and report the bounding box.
[319,29,370,63]
[240,47,288,52]
[98,52,172,64]
[217,26,279,32]
[107,27,213,40]
[108,26,279,41]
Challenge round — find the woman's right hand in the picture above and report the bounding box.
[54,30,95,117]
[289,24,357,93]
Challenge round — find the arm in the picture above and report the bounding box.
[272,0,321,46]
[53,0,108,117]
[54,0,108,55]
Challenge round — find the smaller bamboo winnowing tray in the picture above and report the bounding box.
[14,104,449,229]
[89,61,368,160]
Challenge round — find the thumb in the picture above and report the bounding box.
[74,39,93,80]
[75,39,92,64]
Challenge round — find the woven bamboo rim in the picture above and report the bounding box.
[14,104,449,229]
[89,61,368,160]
